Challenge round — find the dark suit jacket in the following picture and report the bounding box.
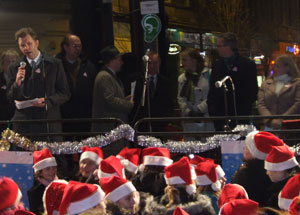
[207,54,258,130]
[6,54,70,141]
[131,74,174,131]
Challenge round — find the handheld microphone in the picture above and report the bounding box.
[215,76,231,88]
[20,61,26,82]
[142,49,150,62]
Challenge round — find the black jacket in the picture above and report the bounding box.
[231,159,272,206]
[207,54,258,130]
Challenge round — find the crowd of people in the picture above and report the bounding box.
[2,130,300,215]
[0,27,299,139]
[1,27,300,215]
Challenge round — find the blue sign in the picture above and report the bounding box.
[0,151,33,209]
[221,141,244,183]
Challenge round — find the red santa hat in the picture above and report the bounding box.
[278,173,300,210]
[117,147,141,173]
[289,196,300,215]
[173,207,190,215]
[98,155,125,179]
[195,161,225,192]
[219,199,259,215]
[0,177,22,211]
[245,131,285,160]
[43,180,68,215]
[218,183,249,208]
[264,145,298,171]
[80,146,103,165]
[189,155,214,167]
[100,176,137,202]
[59,181,105,215]
[14,210,36,215]
[33,148,57,173]
[142,147,173,166]
[164,157,196,195]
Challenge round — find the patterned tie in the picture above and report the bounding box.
[31,61,37,72]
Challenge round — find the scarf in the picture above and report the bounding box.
[180,70,200,102]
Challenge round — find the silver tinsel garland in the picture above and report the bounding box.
[1,124,135,154]
[2,123,299,155]
[137,124,257,153]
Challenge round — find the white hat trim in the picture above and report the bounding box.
[116,155,125,160]
[43,180,68,213]
[105,182,136,202]
[33,157,57,172]
[121,159,138,173]
[80,151,101,165]
[245,131,267,160]
[143,155,173,166]
[191,167,197,180]
[165,176,186,185]
[216,165,225,179]
[278,191,293,210]
[265,156,299,171]
[68,185,105,215]
[195,175,213,186]
[14,189,22,206]
[98,169,125,179]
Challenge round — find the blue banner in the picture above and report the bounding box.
[0,151,33,209]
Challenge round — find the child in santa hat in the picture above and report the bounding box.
[74,146,103,184]
[27,148,59,215]
[218,199,259,215]
[264,145,299,209]
[132,147,173,197]
[100,176,146,215]
[117,147,141,180]
[195,161,226,213]
[232,131,285,206]
[0,177,26,215]
[142,157,215,215]
[58,180,106,215]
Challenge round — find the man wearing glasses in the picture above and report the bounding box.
[207,32,258,131]
[56,34,97,140]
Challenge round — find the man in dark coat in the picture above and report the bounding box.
[6,27,70,141]
[207,32,258,131]
[56,34,97,140]
[131,51,174,132]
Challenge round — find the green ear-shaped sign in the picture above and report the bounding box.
[141,14,161,43]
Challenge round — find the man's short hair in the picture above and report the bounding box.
[15,27,38,41]
[219,32,238,53]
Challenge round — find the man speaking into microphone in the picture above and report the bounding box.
[6,27,70,141]
[207,32,258,131]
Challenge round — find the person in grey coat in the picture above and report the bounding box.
[91,46,133,133]
[6,27,70,142]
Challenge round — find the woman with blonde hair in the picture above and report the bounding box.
[258,54,300,130]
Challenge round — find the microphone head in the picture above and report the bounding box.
[215,81,222,88]
[142,55,150,62]
[20,61,26,68]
